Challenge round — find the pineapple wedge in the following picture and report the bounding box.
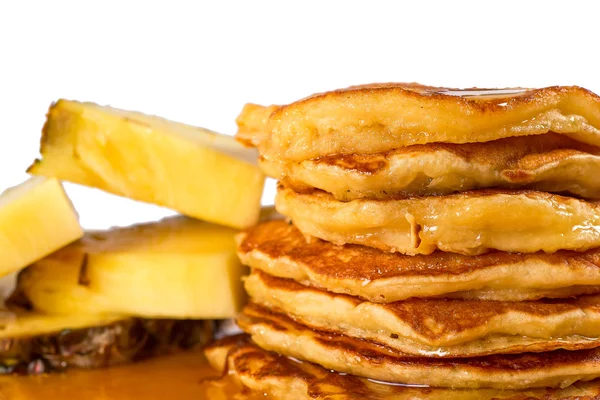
[0,176,83,278]
[18,216,248,319]
[28,100,266,229]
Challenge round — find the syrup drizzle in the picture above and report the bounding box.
[436,88,529,97]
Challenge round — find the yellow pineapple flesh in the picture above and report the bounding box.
[18,216,248,319]
[0,177,83,278]
[28,100,266,229]
[0,308,123,339]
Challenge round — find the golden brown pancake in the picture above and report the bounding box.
[262,134,600,201]
[276,185,600,255]
[236,84,600,163]
[245,270,600,357]
[205,334,600,400]
[237,220,600,301]
[237,304,600,390]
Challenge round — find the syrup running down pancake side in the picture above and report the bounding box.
[275,185,600,255]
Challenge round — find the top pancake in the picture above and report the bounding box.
[236,84,600,162]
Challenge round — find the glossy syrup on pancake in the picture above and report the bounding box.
[237,220,600,301]
[245,270,600,357]
[205,334,600,400]
[237,304,600,390]
[276,185,600,255]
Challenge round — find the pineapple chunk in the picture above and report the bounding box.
[28,100,266,229]
[0,177,83,278]
[18,216,248,319]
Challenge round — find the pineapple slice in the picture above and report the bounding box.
[28,100,266,229]
[18,216,248,319]
[0,308,123,339]
[0,177,83,278]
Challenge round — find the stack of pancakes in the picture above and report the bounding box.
[206,84,600,398]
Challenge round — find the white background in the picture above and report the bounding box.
[1,1,598,229]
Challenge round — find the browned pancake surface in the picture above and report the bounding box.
[246,270,600,356]
[237,220,600,301]
[238,220,600,279]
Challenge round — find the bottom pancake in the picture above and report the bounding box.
[205,334,600,400]
[237,304,600,390]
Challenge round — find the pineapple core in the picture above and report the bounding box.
[0,177,83,278]
[28,100,265,229]
[19,216,247,319]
